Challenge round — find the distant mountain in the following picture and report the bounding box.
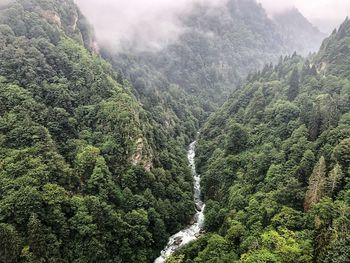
[273,7,326,55]
[316,17,350,79]
[108,0,288,108]
[99,0,297,159]
[106,0,325,114]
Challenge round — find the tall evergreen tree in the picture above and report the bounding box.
[304,156,327,211]
[327,164,343,196]
[288,68,300,101]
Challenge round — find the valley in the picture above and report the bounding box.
[155,140,205,263]
[0,0,349,263]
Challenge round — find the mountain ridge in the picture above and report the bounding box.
[272,7,326,55]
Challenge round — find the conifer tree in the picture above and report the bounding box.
[288,68,300,101]
[327,164,344,196]
[304,156,327,211]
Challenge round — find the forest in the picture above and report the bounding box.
[0,0,196,262]
[0,0,349,262]
[170,18,350,263]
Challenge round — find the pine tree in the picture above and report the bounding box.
[117,70,124,85]
[288,68,300,101]
[247,87,265,121]
[310,65,317,76]
[304,156,327,211]
[327,164,344,196]
[301,60,310,81]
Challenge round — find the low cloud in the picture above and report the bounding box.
[75,0,350,51]
[75,0,227,52]
[257,0,294,14]
[0,0,14,8]
[258,0,350,33]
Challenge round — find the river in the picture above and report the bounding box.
[154,141,205,263]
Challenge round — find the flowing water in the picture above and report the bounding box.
[155,141,205,263]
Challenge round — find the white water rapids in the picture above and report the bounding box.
[155,141,205,263]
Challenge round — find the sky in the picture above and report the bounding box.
[0,0,13,7]
[75,0,350,52]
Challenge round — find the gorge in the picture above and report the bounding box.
[0,0,349,262]
[155,141,205,262]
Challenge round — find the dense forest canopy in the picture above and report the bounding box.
[0,0,197,262]
[169,17,350,263]
[0,0,349,262]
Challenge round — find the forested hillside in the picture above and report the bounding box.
[316,17,350,79]
[113,0,286,105]
[0,0,196,262]
[105,0,324,131]
[0,0,343,263]
[169,18,350,263]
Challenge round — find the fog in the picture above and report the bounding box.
[75,0,227,52]
[75,0,350,52]
[258,0,350,33]
[0,0,14,8]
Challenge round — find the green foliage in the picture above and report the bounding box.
[241,229,312,263]
[0,223,22,263]
[225,122,249,155]
[316,17,350,79]
[288,67,300,101]
[0,0,195,262]
[332,138,350,169]
[193,234,238,263]
[0,0,348,262]
[190,18,350,263]
[103,0,323,141]
[323,237,350,263]
[304,156,327,211]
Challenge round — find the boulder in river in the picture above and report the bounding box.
[174,237,183,246]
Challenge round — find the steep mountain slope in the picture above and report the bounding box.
[273,8,326,56]
[108,0,324,104]
[0,1,195,262]
[109,0,287,108]
[316,17,350,79]
[104,0,324,145]
[170,19,350,263]
[136,0,285,102]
